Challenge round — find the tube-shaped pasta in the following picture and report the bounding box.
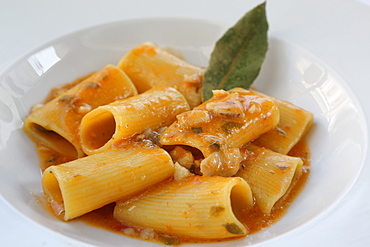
[249,88,314,154]
[114,175,253,240]
[23,65,138,158]
[236,144,303,214]
[160,88,279,176]
[117,42,205,108]
[79,86,190,155]
[42,144,175,221]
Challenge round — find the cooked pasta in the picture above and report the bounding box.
[159,87,280,177]
[249,88,314,154]
[114,175,253,239]
[42,144,175,221]
[117,42,205,108]
[79,86,190,155]
[236,144,303,214]
[23,64,137,158]
[23,40,313,245]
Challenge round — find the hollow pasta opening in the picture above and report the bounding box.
[230,182,253,226]
[42,169,65,220]
[30,123,78,158]
[80,111,116,152]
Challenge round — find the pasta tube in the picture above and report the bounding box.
[42,144,175,221]
[79,86,190,155]
[117,42,205,108]
[160,88,279,176]
[237,144,303,214]
[249,88,314,154]
[114,175,253,240]
[23,65,138,158]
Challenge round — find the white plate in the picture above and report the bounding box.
[0,16,368,247]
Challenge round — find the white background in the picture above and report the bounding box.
[1,0,370,246]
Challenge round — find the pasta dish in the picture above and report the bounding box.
[23,41,313,245]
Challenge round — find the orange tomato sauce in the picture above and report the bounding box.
[36,136,310,245]
[33,75,311,245]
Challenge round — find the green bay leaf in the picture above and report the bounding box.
[202,2,268,101]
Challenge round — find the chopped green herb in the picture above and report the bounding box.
[58,95,74,103]
[223,223,244,235]
[221,122,243,134]
[209,206,225,216]
[84,82,101,89]
[191,127,203,134]
[161,236,180,245]
[46,155,56,163]
[209,143,220,151]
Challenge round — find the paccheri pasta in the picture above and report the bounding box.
[23,41,313,245]
[23,4,314,245]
